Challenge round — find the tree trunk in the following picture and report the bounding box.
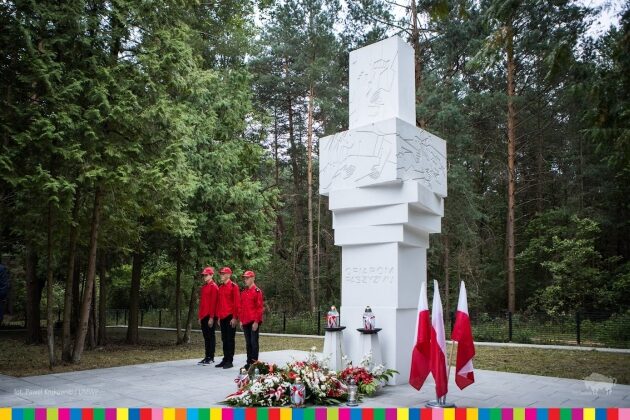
[284,59,304,230]
[182,283,197,344]
[316,193,322,310]
[410,0,425,128]
[273,107,285,252]
[126,251,143,345]
[62,190,80,361]
[443,223,450,314]
[25,247,42,344]
[98,256,107,345]
[286,87,304,291]
[46,202,55,369]
[506,22,517,313]
[274,106,280,186]
[72,186,103,363]
[536,95,544,214]
[71,260,80,334]
[175,241,183,344]
[307,85,316,311]
[87,276,97,349]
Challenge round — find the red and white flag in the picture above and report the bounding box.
[429,280,448,399]
[451,281,475,390]
[409,280,431,390]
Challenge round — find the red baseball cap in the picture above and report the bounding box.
[242,270,255,278]
[201,267,214,275]
[219,267,232,275]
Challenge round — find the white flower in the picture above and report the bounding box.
[360,351,373,368]
[372,364,385,376]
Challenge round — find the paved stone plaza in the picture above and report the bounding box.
[0,350,628,407]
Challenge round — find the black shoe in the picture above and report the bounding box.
[215,361,226,368]
[242,364,250,371]
[222,362,234,369]
[198,358,210,365]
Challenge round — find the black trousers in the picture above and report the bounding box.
[220,314,236,363]
[200,316,216,359]
[243,322,260,365]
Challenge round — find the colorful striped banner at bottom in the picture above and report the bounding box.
[0,408,626,420]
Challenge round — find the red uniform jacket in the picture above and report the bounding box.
[198,281,219,320]
[217,280,240,320]
[240,284,264,325]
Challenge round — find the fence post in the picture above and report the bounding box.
[141,310,144,327]
[159,310,162,328]
[450,311,455,334]
[283,312,286,333]
[116,310,119,325]
[576,312,581,345]
[124,309,127,325]
[508,311,513,342]
[317,310,321,335]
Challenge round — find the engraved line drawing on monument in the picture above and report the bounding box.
[350,49,398,122]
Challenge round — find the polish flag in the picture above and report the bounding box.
[409,280,431,390]
[429,280,448,399]
[451,281,475,390]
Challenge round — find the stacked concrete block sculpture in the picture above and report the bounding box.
[319,36,447,385]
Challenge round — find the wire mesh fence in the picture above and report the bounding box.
[452,311,630,348]
[104,309,325,336]
[3,308,628,348]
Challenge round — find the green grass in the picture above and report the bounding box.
[1,327,629,384]
[473,346,630,384]
[0,327,323,378]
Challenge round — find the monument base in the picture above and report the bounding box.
[340,242,427,385]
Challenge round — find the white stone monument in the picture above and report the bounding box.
[319,36,447,385]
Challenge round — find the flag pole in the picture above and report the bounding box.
[447,339,456,382]
[444,288,456,407]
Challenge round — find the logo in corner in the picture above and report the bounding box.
[583,372,616,395]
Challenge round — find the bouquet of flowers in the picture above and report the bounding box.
[339,352,397,396]
[284,359,347,405]
[225,368,291,407]
[224,350,347,407]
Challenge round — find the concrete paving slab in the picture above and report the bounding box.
[20,376,77,388]
[1,349,628,407]
[0,395,34,406]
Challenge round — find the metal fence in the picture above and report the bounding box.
[463,311,630,348]
[3,308,629,349]
[104,309,324,336]
[103,309,629,348]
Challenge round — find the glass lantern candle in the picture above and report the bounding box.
[346,378,359,406]
[290,378,306,407]
[235,368,249,390]
[362,306,375,330]
[327,305,339,328]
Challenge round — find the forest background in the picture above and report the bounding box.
[0,0,628,365]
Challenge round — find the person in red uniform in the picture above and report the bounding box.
[239,270,264,371]
[216,266,240,369]
[198,266,219,365]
